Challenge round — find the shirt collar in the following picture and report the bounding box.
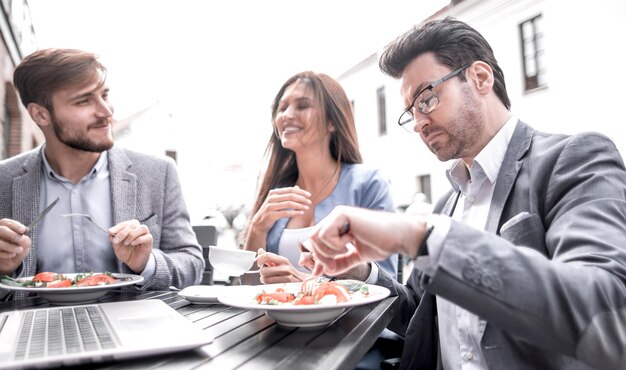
[41,145,109,182]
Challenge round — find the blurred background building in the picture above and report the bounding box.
[3,0,625,241]
[0,0,41,160]
[340,0,626,209]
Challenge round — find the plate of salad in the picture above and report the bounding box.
[0,272,143,305]
[218,279,390,328]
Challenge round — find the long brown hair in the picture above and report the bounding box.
[250,71,362,216]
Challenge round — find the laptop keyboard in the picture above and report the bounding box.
[15,305,118,360]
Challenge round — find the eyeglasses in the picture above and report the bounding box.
[398,64,471,131]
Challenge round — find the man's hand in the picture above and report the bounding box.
[109,219,153,273]
[0,219,31,275]
[308,206,427,276]
[298,241,372,281]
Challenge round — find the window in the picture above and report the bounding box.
[376,86,387,136]
[519,14,546,91]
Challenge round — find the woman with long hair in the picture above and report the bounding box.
[243,71,397,283]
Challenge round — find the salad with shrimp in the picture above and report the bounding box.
[254,279,370,306]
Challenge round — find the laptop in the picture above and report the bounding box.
[0,299,212,369]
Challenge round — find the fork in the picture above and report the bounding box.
[300,276,318,296]
[61,213,113,235]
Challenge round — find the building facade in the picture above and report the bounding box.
[0,0,40,160]
[339,0,626,208]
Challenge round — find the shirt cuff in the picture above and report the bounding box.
[365,262,379,284]
[426,213,451,263]
[137,253,156,285]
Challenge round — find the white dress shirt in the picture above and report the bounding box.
[420,116,517,370]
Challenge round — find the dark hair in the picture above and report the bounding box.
[251,71,362,216]
[13,48,107,110]
[379,17,510,109]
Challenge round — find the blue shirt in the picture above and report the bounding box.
[37,148,117,273]
[36,147,156,280]
[266,163,399,277]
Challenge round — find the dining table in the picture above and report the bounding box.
[0,288,398,370]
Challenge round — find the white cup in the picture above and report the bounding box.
[208,246,256,276]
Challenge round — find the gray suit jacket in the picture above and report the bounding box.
[0,146,204,300]
[377,121,626,369]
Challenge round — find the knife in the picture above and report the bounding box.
[24,196,61,234]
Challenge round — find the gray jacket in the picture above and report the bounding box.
[0,146,204,300]
[378,121,626,369]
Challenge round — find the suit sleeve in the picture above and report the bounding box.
[142,159,204,290]
[423,133,626,369]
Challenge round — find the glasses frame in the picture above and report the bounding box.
[398,64,471,129]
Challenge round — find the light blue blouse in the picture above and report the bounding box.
[266,163,398,278]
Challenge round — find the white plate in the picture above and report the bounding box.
[218,282,390,328]
[0,273,143,305]
[178,285,253,304]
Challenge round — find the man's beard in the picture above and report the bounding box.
[427,85,485,162]
[51,116,114,153]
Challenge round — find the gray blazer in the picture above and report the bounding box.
[0,146,204,300]
[377,121,626,369]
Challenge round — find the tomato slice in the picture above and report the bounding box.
[313,282,351,303]
[294,295,316,305]
[32,272,64,283]
[256,291,296,304]
[46,279,72,288]
[75,273,117,286]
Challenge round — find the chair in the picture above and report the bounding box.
[192,225,217,285]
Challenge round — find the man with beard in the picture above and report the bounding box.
[304,18,626,369]
[0,48,204,300]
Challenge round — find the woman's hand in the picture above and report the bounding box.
[297,241,316,271]
[251,186,312,233]
[256,248,310,284]
[244,186,312,251]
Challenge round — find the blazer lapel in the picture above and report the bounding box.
[484,120,533,233]
[108,148,137,225]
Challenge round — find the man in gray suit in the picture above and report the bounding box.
[0,48,204,300]
[306,18,626,369]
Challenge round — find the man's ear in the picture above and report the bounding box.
[469,61,494,95]
[26,103,51,127]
